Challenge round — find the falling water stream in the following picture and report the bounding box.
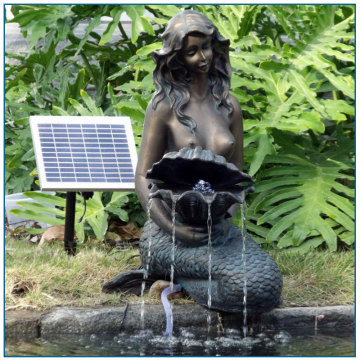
[159,195,180,337]
[170,195,179,290]
[140,198,153,329]
[240,201,248,338]
[207,199,213,331]
[146,184,248,338]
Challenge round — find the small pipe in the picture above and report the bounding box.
[161,284,182,337]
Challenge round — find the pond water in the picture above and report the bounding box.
[5,326,354,356]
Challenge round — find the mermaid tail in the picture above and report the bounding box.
[140,220,282,314]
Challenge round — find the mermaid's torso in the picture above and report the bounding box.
[166,99,235,159]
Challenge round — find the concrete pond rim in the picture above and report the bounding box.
[5,304,354,342]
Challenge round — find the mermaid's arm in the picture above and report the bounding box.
[136,101,208,242]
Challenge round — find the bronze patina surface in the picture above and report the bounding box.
[104,10,282,314]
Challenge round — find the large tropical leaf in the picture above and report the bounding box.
[194,4,264,43]
[246,128,354,252]
[229,4,354,175]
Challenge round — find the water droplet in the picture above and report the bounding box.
[274,331,291,344]
[180,328,194,338]
[225,328,241,336]
[265,340,276,348]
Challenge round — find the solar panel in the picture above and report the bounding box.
[30,116,138,191]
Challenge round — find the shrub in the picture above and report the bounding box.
[5,4,354,251]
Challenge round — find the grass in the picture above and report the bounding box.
[271,249,354,308]
[5,235,143,310]
[5,234,354,311]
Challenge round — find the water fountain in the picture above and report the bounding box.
[144,147,282,315]
[103,9,283,337]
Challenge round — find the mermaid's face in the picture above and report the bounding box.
[182,34,213,74]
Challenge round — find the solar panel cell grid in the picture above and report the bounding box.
[31,117,137,191]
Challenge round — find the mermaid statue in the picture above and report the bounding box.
[103,10,282,315]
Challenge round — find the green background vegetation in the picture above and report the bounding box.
[5,4,354,253]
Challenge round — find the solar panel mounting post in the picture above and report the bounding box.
[30,116,138,255]
[64,192,77,255]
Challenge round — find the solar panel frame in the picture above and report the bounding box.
[30,116,138,191]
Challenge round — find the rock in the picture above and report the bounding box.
[148,280,185,299]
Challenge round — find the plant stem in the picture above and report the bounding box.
[118,22,136,55]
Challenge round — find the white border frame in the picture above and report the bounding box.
[30,116,138,191]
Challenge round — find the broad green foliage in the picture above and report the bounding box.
[5,4,354,251]
[247,127,354,252]
[229,5,354,175]
[5,4,157,194]
[11,191,131,242]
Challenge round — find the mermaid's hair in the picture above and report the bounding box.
[152,10,233,134]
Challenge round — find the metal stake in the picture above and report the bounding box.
[64,191,76,255]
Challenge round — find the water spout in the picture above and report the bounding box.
[161,284,182,337]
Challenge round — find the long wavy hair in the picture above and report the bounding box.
[152,10,233,134]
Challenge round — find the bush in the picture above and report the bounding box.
[5,4,354,251]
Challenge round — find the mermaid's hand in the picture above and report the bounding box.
[174,222,224,246]
[174,223,208,245]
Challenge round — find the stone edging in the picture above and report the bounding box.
[5,304,354,341]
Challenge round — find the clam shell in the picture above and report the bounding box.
[149,185,243,225]
[146,146,254,188]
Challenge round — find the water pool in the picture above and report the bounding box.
[5,326,354,356]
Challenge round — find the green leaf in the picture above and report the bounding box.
[135,94,149,111]
[80,90,104,116]
[87,213,108,241]
[147,5,180,17]
[258,197,303,224]
[22,227,46,235]
[56,17,71,42]
[15,201,64,217]
[99,8,123,46]
[248,130,354,251]
[69,69,86,99]
[74,221,85,243]
[338,231,354,245]
[289,70,326,117]
[107,83,121,116]
[136,42,162,56]
[115,105,145,123]
[280,236,325,254]
[82,192,108,240]
[22,148,35,162]
[106,205,129,222]
[10,9,49,27]
[321,99,354,121]
[10,209,64,226]
[255,188,302,211]
[142,16,168,26]
[318,70,354,99]
[51,106,69,116]
[248,131,275,176]
[298,111,324,133]
[123,5,147,43]
[69,98,92,116]
[23,191,66,207]
[75,14,102,56]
